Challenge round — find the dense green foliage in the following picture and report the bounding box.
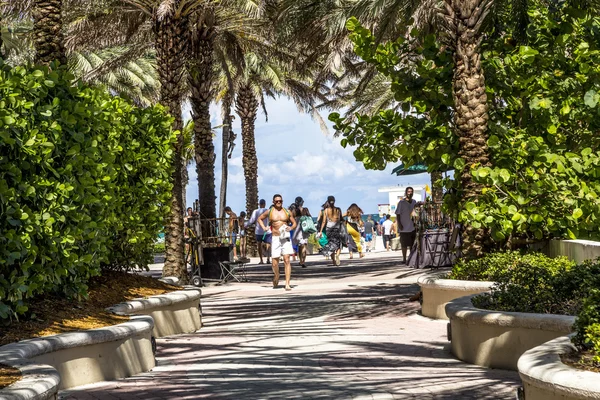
[447,251,574,282]
[573,289,600,363]
[473,5,600,242]
[330,3,600,244]
[461,253,600,315]
[153,241,166,255]
[0,61,175,320]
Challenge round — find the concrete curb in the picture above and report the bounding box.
[445,294,575,331]
[518,335,600,399]
[418,277,493,320]
[446,295,575,370]
[107,289,201,315]
[106,288,202,338]
[0,316,153,399]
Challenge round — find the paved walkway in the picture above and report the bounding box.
[60,250,520,399]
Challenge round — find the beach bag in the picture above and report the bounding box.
[300,216,317,234]
[318,232,328,247]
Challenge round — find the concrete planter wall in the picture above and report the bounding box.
[418,277,493,320]
[108,288,202,338]
[446,295,575,371]
[548,239,600,264]
[518,335,600,400]
[0,316,155,398]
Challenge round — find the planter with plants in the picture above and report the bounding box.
[418,276,493,320]
[517,290,600,399]
[420,251,540,320]
[446,253,600,370]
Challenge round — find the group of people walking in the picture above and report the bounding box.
[218,187,419,291]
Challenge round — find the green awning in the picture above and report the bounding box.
[392,162,429,176]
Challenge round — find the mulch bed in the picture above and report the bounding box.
[0,271,180,389]
[561,350,600,373]
[0,364,20,390]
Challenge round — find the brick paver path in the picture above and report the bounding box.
[60,251,519,399]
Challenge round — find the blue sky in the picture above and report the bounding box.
[184,96,430,215]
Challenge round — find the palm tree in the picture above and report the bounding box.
[234,51,327,259]
[188,6,217,221]
[2,1,160,105]
[122,0,200,281]
[181,120,195,209]
[218,91,235,219]
[32,0,67,65]
[441,0,492,257]
[235,81,259,220]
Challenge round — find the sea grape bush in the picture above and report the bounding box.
[463,253,600,316]
[0,61,176,320]
[447,251,575,283]
[331,2,600,245]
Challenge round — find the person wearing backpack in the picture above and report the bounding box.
[258,194,297,290]
[295,206,316,268]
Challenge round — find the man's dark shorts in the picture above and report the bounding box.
[256,234,272,244]
[400,231,416,248]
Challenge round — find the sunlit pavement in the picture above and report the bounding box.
[59,247,519,399]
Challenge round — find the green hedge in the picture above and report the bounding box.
[447,251,575,283]
[573,290,600,363]
[452,250,600,315]
[0,61,175,320]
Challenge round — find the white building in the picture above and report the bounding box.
[378,204,391,217]
[378,185,427,215]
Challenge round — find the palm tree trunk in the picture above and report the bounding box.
[431,171,443,203]
[182,164,189,211]
[235,84,259,257]
[0,12,4,60]
[189,27,217,222]
[32,0,67,65]
[447,0,492,258]
[219,94,233,219]
[154,7,188,282]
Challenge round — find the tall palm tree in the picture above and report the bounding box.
[123,0,199,281]
[235,81,259,221]
[188,6,217,221]
[181,120,195,209]
[32,0,67,65]
[218,91,235,218]
[441,0,492,257]
[234,51,327,253]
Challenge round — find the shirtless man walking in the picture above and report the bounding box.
[258,194,297,290]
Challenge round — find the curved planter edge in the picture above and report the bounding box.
[445,294,575,371]
[107,288,202,338]
[418,277,494,320]
[518,335,600,400]
[0,316,154,398]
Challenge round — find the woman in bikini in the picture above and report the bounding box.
[318,195,344,266]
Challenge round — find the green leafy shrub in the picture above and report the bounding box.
[448,251,574,282]
[332,3,600,244]
[153,242,166,255]
[471,256,600,315]
[0,61,175,320]
[99,105,175,272]
[573,290,600,363]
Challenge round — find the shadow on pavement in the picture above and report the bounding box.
[60,254,519,400]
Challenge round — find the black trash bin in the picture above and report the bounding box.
[201,245,233,280]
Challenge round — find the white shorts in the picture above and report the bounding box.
[271,235,295,258]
